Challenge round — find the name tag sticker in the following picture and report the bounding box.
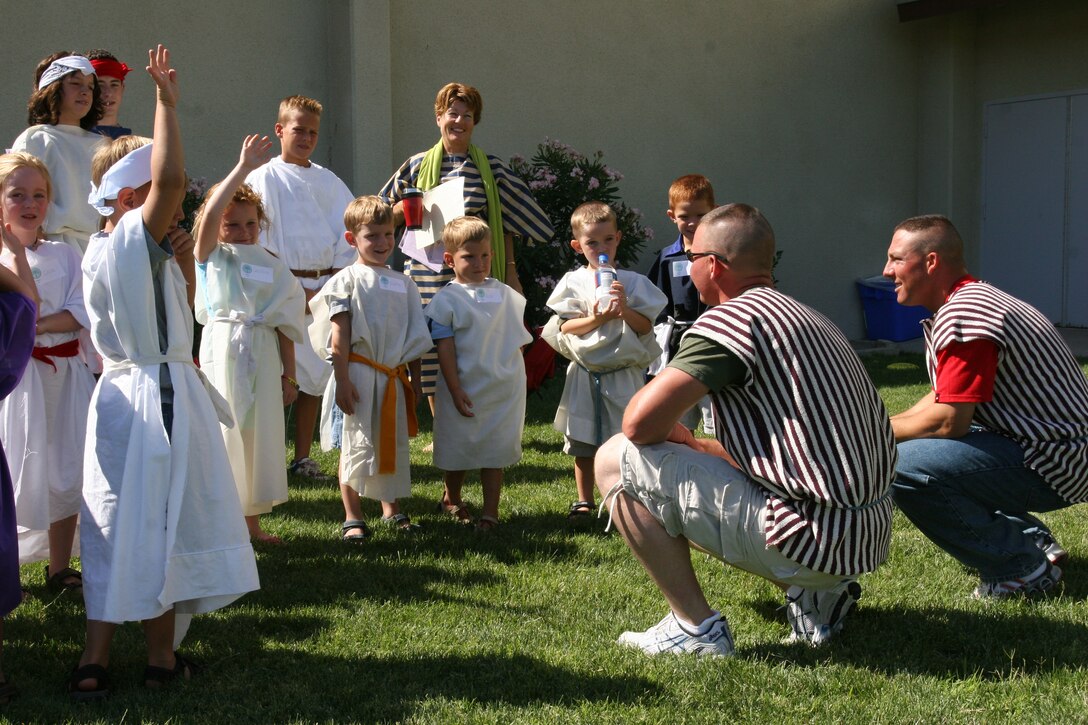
[671,260,692,278]
[474,287,503,304]
[378,275,407,294]
[240,263,274,284]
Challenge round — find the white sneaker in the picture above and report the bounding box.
[973,561,1063,599]
[1032,531,1068,567]
[785,580,861,646]
[616,612,735,658]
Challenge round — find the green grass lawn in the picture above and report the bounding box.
[6,354,1088,723]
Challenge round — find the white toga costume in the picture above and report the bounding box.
[246,158,355,396]
[545,267,666,447]
[81,210,259,623]
[309,265,432,501]
[425,278,532,470]
[196,243,306,516]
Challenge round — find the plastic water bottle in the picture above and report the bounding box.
[595,254,616,309]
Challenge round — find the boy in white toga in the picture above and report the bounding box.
[426,217,532,531]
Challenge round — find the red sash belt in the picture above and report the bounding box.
[32,339,80,372]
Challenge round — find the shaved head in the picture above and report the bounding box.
[893,214,965,268]
[699,203,776,273]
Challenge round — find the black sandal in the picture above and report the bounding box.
[68,663,110,702]
[567,500,594,519]
[45,565,83,593]
[341,519,371,543]
[144,651,200,690]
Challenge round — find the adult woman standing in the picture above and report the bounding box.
[379,82,553,408]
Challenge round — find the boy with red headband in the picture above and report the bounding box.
[86,50,132,140]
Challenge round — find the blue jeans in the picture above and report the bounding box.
[892,431,1070,583]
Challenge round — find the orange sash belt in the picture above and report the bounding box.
[348,352,417,474]
[32,339,80,372]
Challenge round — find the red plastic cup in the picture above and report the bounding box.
[402,188,424,230]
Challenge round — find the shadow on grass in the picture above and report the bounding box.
[745,592,1088,678]
[26,648,660,723]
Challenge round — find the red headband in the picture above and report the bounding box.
[89,58,131,80]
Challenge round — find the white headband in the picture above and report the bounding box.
[88,143,154,217]
[37,55,96,90]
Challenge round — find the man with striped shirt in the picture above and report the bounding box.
[885,215,1088,598]
[595,204,896,657]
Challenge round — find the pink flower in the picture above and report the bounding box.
[587,177,600,190]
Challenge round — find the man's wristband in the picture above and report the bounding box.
[282,375,300,390]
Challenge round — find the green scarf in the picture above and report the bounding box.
[417,140,506,278]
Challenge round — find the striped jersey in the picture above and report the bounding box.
[925,281,1088,503]
[380,150,555,245]
[688,286,896,576]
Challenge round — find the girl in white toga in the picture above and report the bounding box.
[193,135,306,544]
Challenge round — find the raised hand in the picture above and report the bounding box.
[145,44,179,108]
[239,134,273,172]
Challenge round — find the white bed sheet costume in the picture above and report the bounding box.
[425,278,533,471]
[196,243,306,516]
[11,125,105,255]
[81,209,259,623]
[545,268,667,446]
[246,158,355,397]
[309,265,432,501]
[0,241,95,564]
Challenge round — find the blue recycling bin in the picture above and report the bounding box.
[856,276,929,342]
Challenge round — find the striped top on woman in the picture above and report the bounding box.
[380,151,553,394]
[925,280,1088,503]
[687,286,897,577]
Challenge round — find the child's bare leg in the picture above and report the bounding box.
[340,484,366,536]
[246,514,282,544]
[427,395,437,417]
[443,470,467,507]
[292,392,320,461]
[574,456,596,505]
[142,608,177,671]
[380,500,401,518]
[47,513,79,576]
[73,619,117,691]
[481,468,503,520]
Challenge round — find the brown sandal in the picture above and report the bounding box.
[475,515,499,533]
[436,499,473,525]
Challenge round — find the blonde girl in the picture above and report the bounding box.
[194,135,306,544]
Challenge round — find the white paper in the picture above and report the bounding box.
[398,177,467,272]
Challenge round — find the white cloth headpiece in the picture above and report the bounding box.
[88,143,154,217]
[37,55,96,90]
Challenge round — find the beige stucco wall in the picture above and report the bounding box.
[382,0,918,336]
[912,0,1088,273]
[0,2,354,188]
[7,1,1083,337]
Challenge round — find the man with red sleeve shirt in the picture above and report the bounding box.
[884,215,1088,598]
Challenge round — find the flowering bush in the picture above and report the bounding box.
[510,139,653,326]
[180,175,208,232]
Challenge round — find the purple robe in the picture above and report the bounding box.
[0,291,36,616]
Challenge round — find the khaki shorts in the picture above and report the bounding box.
[616,439,841,589]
